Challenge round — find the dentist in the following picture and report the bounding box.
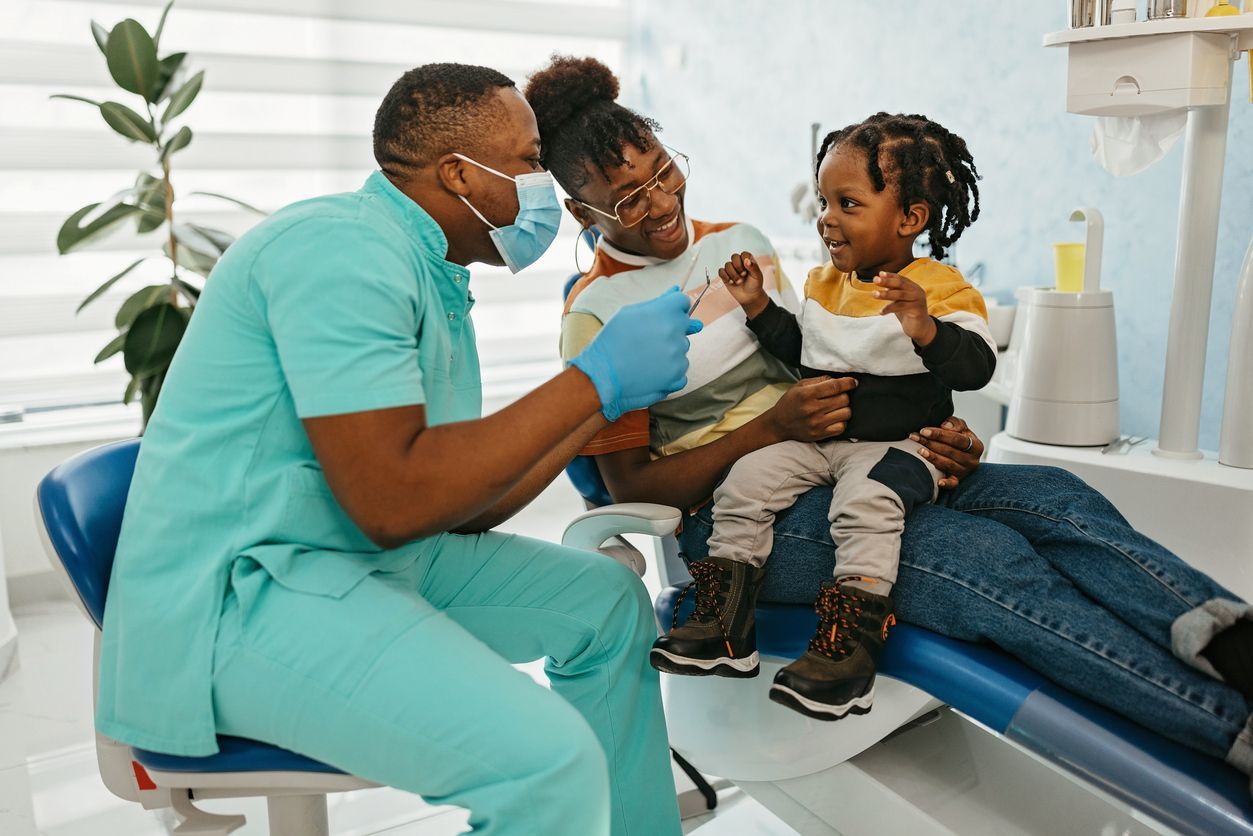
[96,64,695,836]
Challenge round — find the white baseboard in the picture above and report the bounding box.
[8,571,70,608]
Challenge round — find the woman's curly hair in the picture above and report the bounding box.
[524,55,660,196]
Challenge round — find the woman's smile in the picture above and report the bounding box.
[646,209,684,243]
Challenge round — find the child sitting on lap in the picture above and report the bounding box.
[651,113,997,721]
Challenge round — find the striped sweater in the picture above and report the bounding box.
[561,219,800,458]
[748,258,996,442]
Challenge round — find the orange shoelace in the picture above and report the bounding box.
[672,560,736,658]
[809,584,863,659]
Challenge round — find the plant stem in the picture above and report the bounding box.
[162,155,178,306]
[148,100,179,307]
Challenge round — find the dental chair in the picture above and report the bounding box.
[35,438,378,836]
[559,275,1253,836]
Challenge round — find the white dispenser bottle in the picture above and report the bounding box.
[1007,208,1120,446]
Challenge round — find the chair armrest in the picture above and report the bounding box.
[561,502,682,552]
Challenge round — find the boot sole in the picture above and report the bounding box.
[649,648,760,678]
[768,683,875,721]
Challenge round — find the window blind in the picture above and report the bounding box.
[0,0,626,415]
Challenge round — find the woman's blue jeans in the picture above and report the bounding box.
[676,463,1253,770]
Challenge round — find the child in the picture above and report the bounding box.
[650,113,996,721]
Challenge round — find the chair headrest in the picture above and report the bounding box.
[35,439,141,629]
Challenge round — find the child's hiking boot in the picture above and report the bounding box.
[650,556,766,678]
[769,578,896,720]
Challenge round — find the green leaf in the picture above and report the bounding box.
[176,223,230,256]
[195,225,234,252]
[140,370,166,428]
[115,284,170,329]
[173,276,202,303]
[123,375,143,405]
[123,302,187,376]
[94,332,127,363]
[165,240,218,277]
[151,52,187,101]
[153,0,175,49]
[189,191,266,216]
[159,125,192,161]
[134,172,165,208]
[161,70,202,123]
[105,19,160,101]
[137,210,165,234]
[100,101,157,143]
[49,93,102,108]
[56,202,143,254]
[133,173,167,232]
[91,21,110,55]
[135,171,163,192]
[77,258,148,313]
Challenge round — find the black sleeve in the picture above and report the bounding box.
[914,317,997,392]
[745,298,803,367]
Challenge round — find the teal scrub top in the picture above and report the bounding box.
[97,172,481,756]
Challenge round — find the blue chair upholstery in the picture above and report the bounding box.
[35,438,347,776]
[133,736,343,775]
[35,439,140,629]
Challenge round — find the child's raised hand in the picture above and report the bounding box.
[873,271,938,347]
[719,251,769,319]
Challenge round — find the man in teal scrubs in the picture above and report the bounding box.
[97,64,698,835]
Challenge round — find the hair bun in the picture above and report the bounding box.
[525,55,620,138]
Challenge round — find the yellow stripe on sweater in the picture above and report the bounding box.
[655,382,790,458]
[803,258,987,322]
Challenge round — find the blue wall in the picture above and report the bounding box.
[629,0,1252,449]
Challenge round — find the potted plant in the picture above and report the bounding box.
[51,0,262,426]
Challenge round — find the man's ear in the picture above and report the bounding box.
[900,200,930,238]
[434,153,474,197]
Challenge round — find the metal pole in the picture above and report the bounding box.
[1155,70,1233,459]
[1220,235,1253,468]
[267,794,330,836]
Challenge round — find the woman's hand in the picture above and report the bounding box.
[874,271,937,347]
[765,376,857,443]
[719,251,770,319]
[909,416,983,489]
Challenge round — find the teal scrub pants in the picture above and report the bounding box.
[211,530,681,836]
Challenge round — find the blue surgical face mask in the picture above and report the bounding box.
[454,154,562,273]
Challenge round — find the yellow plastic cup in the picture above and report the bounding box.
[1054,242,1086,293]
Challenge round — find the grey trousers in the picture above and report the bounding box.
[707,439,941,585]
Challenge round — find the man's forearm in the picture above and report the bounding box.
[453,412,607,533]
[378,367,602,543]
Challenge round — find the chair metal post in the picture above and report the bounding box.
[267,794,330,836]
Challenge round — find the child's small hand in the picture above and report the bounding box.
[719,251,769,319]
[874,271,937,346]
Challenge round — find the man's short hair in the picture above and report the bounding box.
[373,63,517,173]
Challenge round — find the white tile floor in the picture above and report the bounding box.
[0,478,782,835]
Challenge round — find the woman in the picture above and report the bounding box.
[524,55,1253,778]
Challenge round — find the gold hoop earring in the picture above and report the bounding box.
[574,226,592,276]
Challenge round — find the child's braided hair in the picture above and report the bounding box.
[816,113,980,260]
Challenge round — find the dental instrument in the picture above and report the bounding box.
[689,270,713,316]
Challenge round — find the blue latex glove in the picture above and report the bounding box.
[572,286,703,422]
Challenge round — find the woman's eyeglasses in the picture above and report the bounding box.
[577,147,690,229]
